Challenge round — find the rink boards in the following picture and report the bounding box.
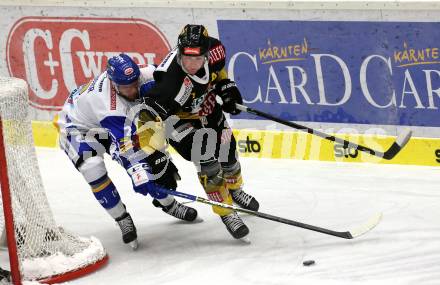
[31,121,440,166]
[1,1,439,167]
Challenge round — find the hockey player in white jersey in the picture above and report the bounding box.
[55,54,198,249]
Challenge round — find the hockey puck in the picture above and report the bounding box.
[302,260,315,266]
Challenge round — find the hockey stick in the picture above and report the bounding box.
[235,104,412,160]
[156,187,382,239]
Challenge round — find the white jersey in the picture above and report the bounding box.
[57,65,156,133]
[55,65,157,167]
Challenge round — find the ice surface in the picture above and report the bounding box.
[2,148,439,285]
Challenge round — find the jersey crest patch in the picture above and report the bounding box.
[175,77,193,106]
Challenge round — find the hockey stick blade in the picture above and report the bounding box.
[382,129,412,160]
[155,187,381,239]
[236,104,412,160]
[347,212,383,239]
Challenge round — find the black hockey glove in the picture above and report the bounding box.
[145,150,180,190]
[215,79,243,115]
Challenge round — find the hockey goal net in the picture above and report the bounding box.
[0,77,108,284]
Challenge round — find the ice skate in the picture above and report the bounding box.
[221,211,250,242]
[153,199,201,222]
[115,212,138,250]
[230,189,259,211]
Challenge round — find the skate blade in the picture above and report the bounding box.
[129,240,139,250]
[191,216,204,223]
[238,236,251,244]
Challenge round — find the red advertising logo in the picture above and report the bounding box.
[6,17,171,110]
[124,68,134,75]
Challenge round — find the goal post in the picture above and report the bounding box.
[0,77,108,284]
[0,110,20,284]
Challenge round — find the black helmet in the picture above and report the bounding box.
[177,24,210,56]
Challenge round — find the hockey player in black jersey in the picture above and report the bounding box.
[141,24,259,240]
